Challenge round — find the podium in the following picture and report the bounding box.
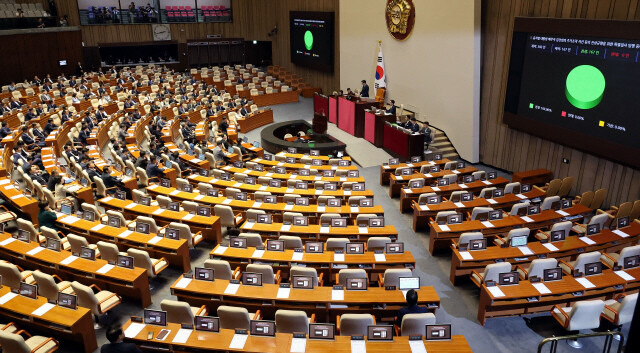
[364,110,395,147]
[312,112,328,134]
[337,96,382,138]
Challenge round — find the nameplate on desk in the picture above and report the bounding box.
[320,226,330,233]
[225,282,240,294]
[182,214,195,221]
[147,235,162,244]
[0,237,15,246]
[31,302,56,317]
[119,230,133,238]
[532,282,551,294]
[0,291,17,304]
[452,170,461,174]
[459,251,473,260]
[481,221,495,228]
[125,202,138,209]
[0,180,10,186]
[516,194,527,199]
[222,198,233,205]
[60,216,80,224]
[169,190,180,196]
[374,253,386,262]
[229,332,249,349]
[334,253,345,262]
[460,184,469,189]
[482,180,492,185]
[409,339,428,353]
[419,205,429,211]
[26,247,45,256]
[175,277,192,288]
[281,224,291,232]
[487,286,505,298]
[521,216,534,223]
[96,264,114,274]
[252,249,265,258]
[576,277,595,288]
[277,287,291,299]
[9,195,22,200]
[60,255,78,265]
[613,230,630,238]
[152,209,164,215]
[358,227,368,234]
[194,195,205,201]
[614,270,635,281]
[172,328,192,344]
[438,225,451,232]
[517,246,533,255]
[4,185,14,190]
[556,210,570,216]
[252,201,262,207]
[331,288,344,300]
[191,158,202,163]
[213,246,228,255]
[344,190,352,196]
[431,187,440,192]
[147,185,158,191]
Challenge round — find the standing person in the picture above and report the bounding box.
[420,121,433,148]
[360,80,370,98]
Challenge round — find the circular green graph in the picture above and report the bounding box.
[565,65,605,109]
[304,30,313,50]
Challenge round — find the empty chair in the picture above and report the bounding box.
[106,210,130,228]
[472,171,486,180]
[504,182,521,194]
[278,235,303,249]
[470,207,493,220]
[168,222,203,247]
[478,187,496,199]
[0,262,35,289]
[245,264,281,284]
[378,268,413,287]
[275,309,314,334]
[203,259,240,280]
[127,248,168,278]
[434,211,457,224]
[214,205,244,229]
[96,241,125,263]
[602,293,638,330]
[443,161,457,170]
[290,266,323,286]
[557,176,575,197]
[136,216,162,234]
[575,191,594,207]
[160,299,207,325]
[238,232,263,247]
[471,262,512,287]
[337,269,367,286]
[455,232,484,248]
[32,270,73,301]
[590,188,607,210]
[544,179,562,197]
[493,227,530,246]
[601,245,640,268]
[551,300,605,348]
[509,201,531,216]
[319,213,341,224]
[417,192,437,204]
[40,226,70,250]
[67,233,100,257]
[536,221,572,240]
[629,199,640,221]
[516,258,558,280]
[366,237,392,252]
[355,214,377,226]
[442,173,458,185]
[572,213,611,234]
[283,194,301,203]
[71,281,122,328]
[338,314,374,336]
[182,201,198,214]
[17,219,45,243]
[400,313,437,336]
[246,209,266,222]
[559,251,602,275]
[326,238,350,251]
[218,305,260,330]
[540,196,561,211]
[448,191,467,202]
[283,212,303,223]
[0,331,59,353]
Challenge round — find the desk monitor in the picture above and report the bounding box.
[58,292,77,310]
[83,210,96,222]
[401,168,413,176]
[46,238,61,252]
[269,179,282,188]
[242,272,263,286]
[292,216,308,226]
[80,178,89,188]
[409,179,424,189]
[312,159,323,166]
[194,267,214,281]
[165,228,180,240]
[367,325,393,341]
[493,189,505,198]
[516,206,528,217]
[398,277,420,291]
[323,170,335,177]
[348,170,359,178]
[359,198,373,207]
[299,169,310,176]
[168,202,181,212]
[527,205,540,215]
[411,156,421,163]
[295,181,308,190]
[584,262,603,276]
[586,223,601,236]
[427,195,441,205]
[487,172,497,180]
[463,175,474,184]
[489,210,503,221]
[430,165,441,173]
[221,173,231,181]
[160,178,171,187]
[195,316,220,332]
[126,168,134,177]
[457,161,465,169]
[385,242,404,254]
[117,255,134,269]
[550,200,561,211]
[324,182,337,191]
[60,203,72,215]
[352,183,365,191]
[327,198,341,207]
[521,184,532,192]
[346,242,365,255]
[80,246,96,261]
[437,178,449,187]
[305,242,324,253]
[263,195,277,204]
[550,230,566,242]
[331,218,347,227]
[369,217,385,228]
[338,160,350,167]
[425,324,451,341]
[616,216,630,229]
[561,199,572,209]
[287,147,297,154]
[274,166,286,174]
[468,238,487,251]
[136,222,151,234]
[115,190,126,200]
[309,323,335,340]
[254,164,264,172]
[144,309,167,326]
[234,161,244,168]
[346,277,368,290]
[623,255,640,269]
[243,137,249,143]
[196,206,211,217]
[199,169,210,177]
[229,237,247,249]
[498,272,519,286]
[543,268,563,282]
[434,153,443,161]
[256,214,272,224]
[510,235,528,247]
[447,214,463,225]
[235,192,248,201]
[264,154,273,161]
[19,282,37,299]
[140,196,151,206]
[253,141,261,148]
[250,320,276,337]
[292,275,314,289]
[310,150,320,156]
[182,183,193,192]
[389,158,399,165]
[15,230,30,243]
[295,197,309,206]
[199,153,206,161]
[266,240,285,252]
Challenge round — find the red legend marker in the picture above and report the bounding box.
[561,111,566,117]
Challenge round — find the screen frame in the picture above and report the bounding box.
[289,11,335,72]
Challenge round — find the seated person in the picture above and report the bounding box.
[37,200,59,232]
[396,289,430,327]
[101,325,143,353]
[295,132,307,143]
[0,122,12,139]
[386,100,397,115]
[145,155,166,181]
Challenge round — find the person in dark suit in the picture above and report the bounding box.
[386,100,397,115]
[145,155,165,180]
[101,166,123,193]
[408,117,420,133]
[395,289,430,327]
[43,118,58,136]
[239,104,250,117]
[101,325,142,353]
[216,102,225,112]
[79,125,91,146]
[420,121,433,147]
[9,97,21,109]
[360,80,370,98]
[0,122,12,139]
[218,117,229,136]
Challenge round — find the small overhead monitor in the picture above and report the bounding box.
[80,246,96,261]
[425,324,451,341]
[323,170,335,177]
[352,183,365,191]
[182,183,193,193]
[243,137,249,143]
[83,210,96,222]
[16,230,30,242]
[584,262,603,277]
[274,166,286,174]
[295,181,308,189]
[229,237,248,249]
[623,255,640,270]
[221,173,231,181]
[292,275,314,289]
[409,179,424,189]
[165,228,181,240]
[263,195,277,204]
[550,200,561,211]
[493,189,504,198]
[60,203,72,215]
[434,153,443,161]
[140,196,151,206]
[489,210,503,220]
[312,159,323,166]
[561,199,572,209]
[338,160,350,167]
[437,178,449,187]
[144,309,167,326]
[295,197,309,206]
[59,60,67,66]
[346,242,365,254]
[196,206,211,217]
[510,235,528,247]
[117,254,134,269]
[266,240,285,252]
[401,168,412,176]
[617,216,630,229]
[233,161,244,168]
[327,198,341,207]
[286,157,296,164]
[543,268,563,282]
[468,238,487,251]
[427,195,441,205]
[160,178,171,187]
[463,175,474,184]
[498,272,519,286]
[58,292,77,310]
[586,223,600,236]
[527,205,540,215]
[194,267,214,281]
[199,169,210,177]
[256,214,272,224]
[244,177,256,185]
[521,184,532,192]
[457,161,465,169]
[46,238,61,252]
[253,141,260,148]
[411,156,421,163]
[388,158,399,165]
[385,242,404,254]
[264,154,273,161]
[549,230,566,242]
[254,164,264,172]
[269,179,282,188]
[235,192,248,201]
[19,282,37,299]
[398,277,421,291]
[310,150,320,156]
[359,198,373,207]
[136,222,151,235]
[487,172,497,180]
[369,217,384,228]
[367,325,394,341]
[346,277,368,290]
[430,165,441,173]
[305,242,324,253]
[324,183,337,191]
[195,316,220,332]
[287,147,297,154]
[447,214,463,225]
[292,216,308,226]
[309,323,335,340]
[242,272,263,286]
[331,218,347,227]
[168,201,181,212]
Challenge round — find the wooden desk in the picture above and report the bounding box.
[240,222,398,242]
[252,158,358,172]
[250,90,300,107]
[388,167,478,198]
[364,110,395,147]
[122,321,472,353]
[272,152,352,163]
[383,124,424,159]
[512,169,553,186]
[171,276,439,321]
[40,147,94,205]
[0,286,97,353]
[237,109,274,132]
[215,165,364,185]
[87,146,141,190]
[478,267,640,325]
[379,159,450,185]
[450,222,640,285]
[0,178,39,224]
[400,177,510,213]
[428,204,591,254]
[164,142,210,171]
[98,196,222,244]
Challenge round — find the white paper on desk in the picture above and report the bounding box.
[277,287,290,299]
[0,179,9,186]
[252,201,262,208]
[315,189,323,195]
[265,172,272,176]
[487,199,498,205]
[286,188,294,193]
[518,246,533,255]
[460,184,469,189]
[175,277,192,289]
[614,270,635,281]
[152,208,164,215]
[396,176,404,180]
[317,206,326,212]
[334,253,345,262]
[125,202,138,209]
[482,180,492,185]
[169,190,180,196]
[229,334,248,349]
[0,237,15,246]
[344,190,352,196]
[320,226,330,233]
[182,214,195,221]
[543,243,559,252]
[314,176,321,181]
[405,189,413,194]
[453,202,465,208]
[481,221,495,228]
[350,207,359,213]
[284,204,294,211]
[358,227,368,234]
[124,323,146,338]
[453,170,462,174]
[487,286,505,297]
[224,283,240,294]
[172,328,192,344]
[432,187,441,192]
[119,230,133,238]
[194,194,205,201]
[419,205,429,211]
[3,185,14,190]
[579,236,596,245]
[223,165,232,170]
[214,246,228,255]
[233,182,242,187]
[90,224,106,232]
[374,253,386,262]
[406,163,414,168]
[26,247,45,256]
[613,230,630,238]
[278,224,291,232]
[332,289,344,301]
[60,216,80,224]
[9,195,22,200]
[438,225,451,232]
[145,235,162,244]
[290,337,307,353]
[409,339,428,353]
[191,158,202,163]
[222,198,233,205]
[521,216,534,223]
[0,291,17,305]
[383,165,390,169]
[96,264,114,274]
[252,249,265,258]
[259,185,268,191]
[60,255,78,265]
[576,277,596,288]
[277,162,285,166]
[556,210,570,216]
[532,282,552,294]
[146,185,158,191]
[331,166,338,170]
[351,339,366,353]
[244,221,255,229]
[516,194,527,199]
[460,251,473,260]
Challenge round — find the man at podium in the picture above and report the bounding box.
[361,80,370,97]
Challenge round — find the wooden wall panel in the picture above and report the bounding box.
[481,0,640,208]
[53,0,339,93]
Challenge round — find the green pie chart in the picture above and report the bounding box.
[304,30,313,51]
[565,65,605,109]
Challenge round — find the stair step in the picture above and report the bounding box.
[430,142,452,149]
[432,136,448,143]
[435,146,456,153]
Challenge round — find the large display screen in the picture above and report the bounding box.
[504,18,640,168]
[290,11,334,72]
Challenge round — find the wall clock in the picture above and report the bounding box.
[152,24,171,41]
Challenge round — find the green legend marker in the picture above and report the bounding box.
[565,65,606,109]
[529,103,534,109]
[304,30,313,51]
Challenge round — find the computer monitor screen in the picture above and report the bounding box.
[292,275,314,289]
[264,154,273,161]
[617,216,630,229]
[168,202,181,212]
[521,184,532,192]
[487,172,497,180]
[16,230,30,242]
[46,238,61,252]
[348,170,359,178]
[274,166,286,174]
[584,262,603,276]
[401,168,412,176]
[266,240,285,252]
[352,183,365,191]
[324,183,337,191]
[305,242,324,253]
[295,181,308,190]
[346,242,365,254]
[498,272,520,286]
[117,255,134,269]
[385,242,404,254]
[309,324,335,340]
[194,267,214,281]
[229,237,247,249]
[346,277,368,290]
[437,178,449,187]
[411,156,421,163]
[140,196,151,206]
[430,165,441,173]
[323,170,335,177]
[234,161,244,168]
[457,161,465,169]
[331,218,347,227]
[312,159,323,166]
[181,183,193,193]
[427,195,441,205]
[292,216,308,226]
[447,214,463,224]
[19,282,37,299]
[257,214,272,224]
[136,222,150,234]
[295,197,309,206]
[80,246,96,260]
[489,210,503,220]
[58,292,77,310]
[83,210,95,222]
[287,147,297,154]
[254,164,264,172]
[195,316,220,332]
[242,272,263,286]
[409,180,424,189]
[299,169,310,177]
[527,205,540,215]
[389,158,399,165]
[338,160,350,167]
[199,169,210,177]
[310,150,320,156]
[235,192,248,201]
[493,189,504,198]
[398,277,421,290]
[367,325,394,341]
[468,238,487,251]
[510,235,528,247]
[115,190,126,200]
[269,179,282,188]
[463,175,474,184]
[144,310,167,326]
[245,177,256,185]
[369,217,384,228]
[264,195,277,204]
[160,178,171,187]
[624,255,640,269]
[327,198,341,207]
[550,230,566,242]
[543,268,563,282]
[425,324,451,341]
[221,173,231,181]
[60,203,72,215]
[586,223,601,236]
[196,206,211,217]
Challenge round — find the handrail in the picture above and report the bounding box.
[537,331,624,353]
